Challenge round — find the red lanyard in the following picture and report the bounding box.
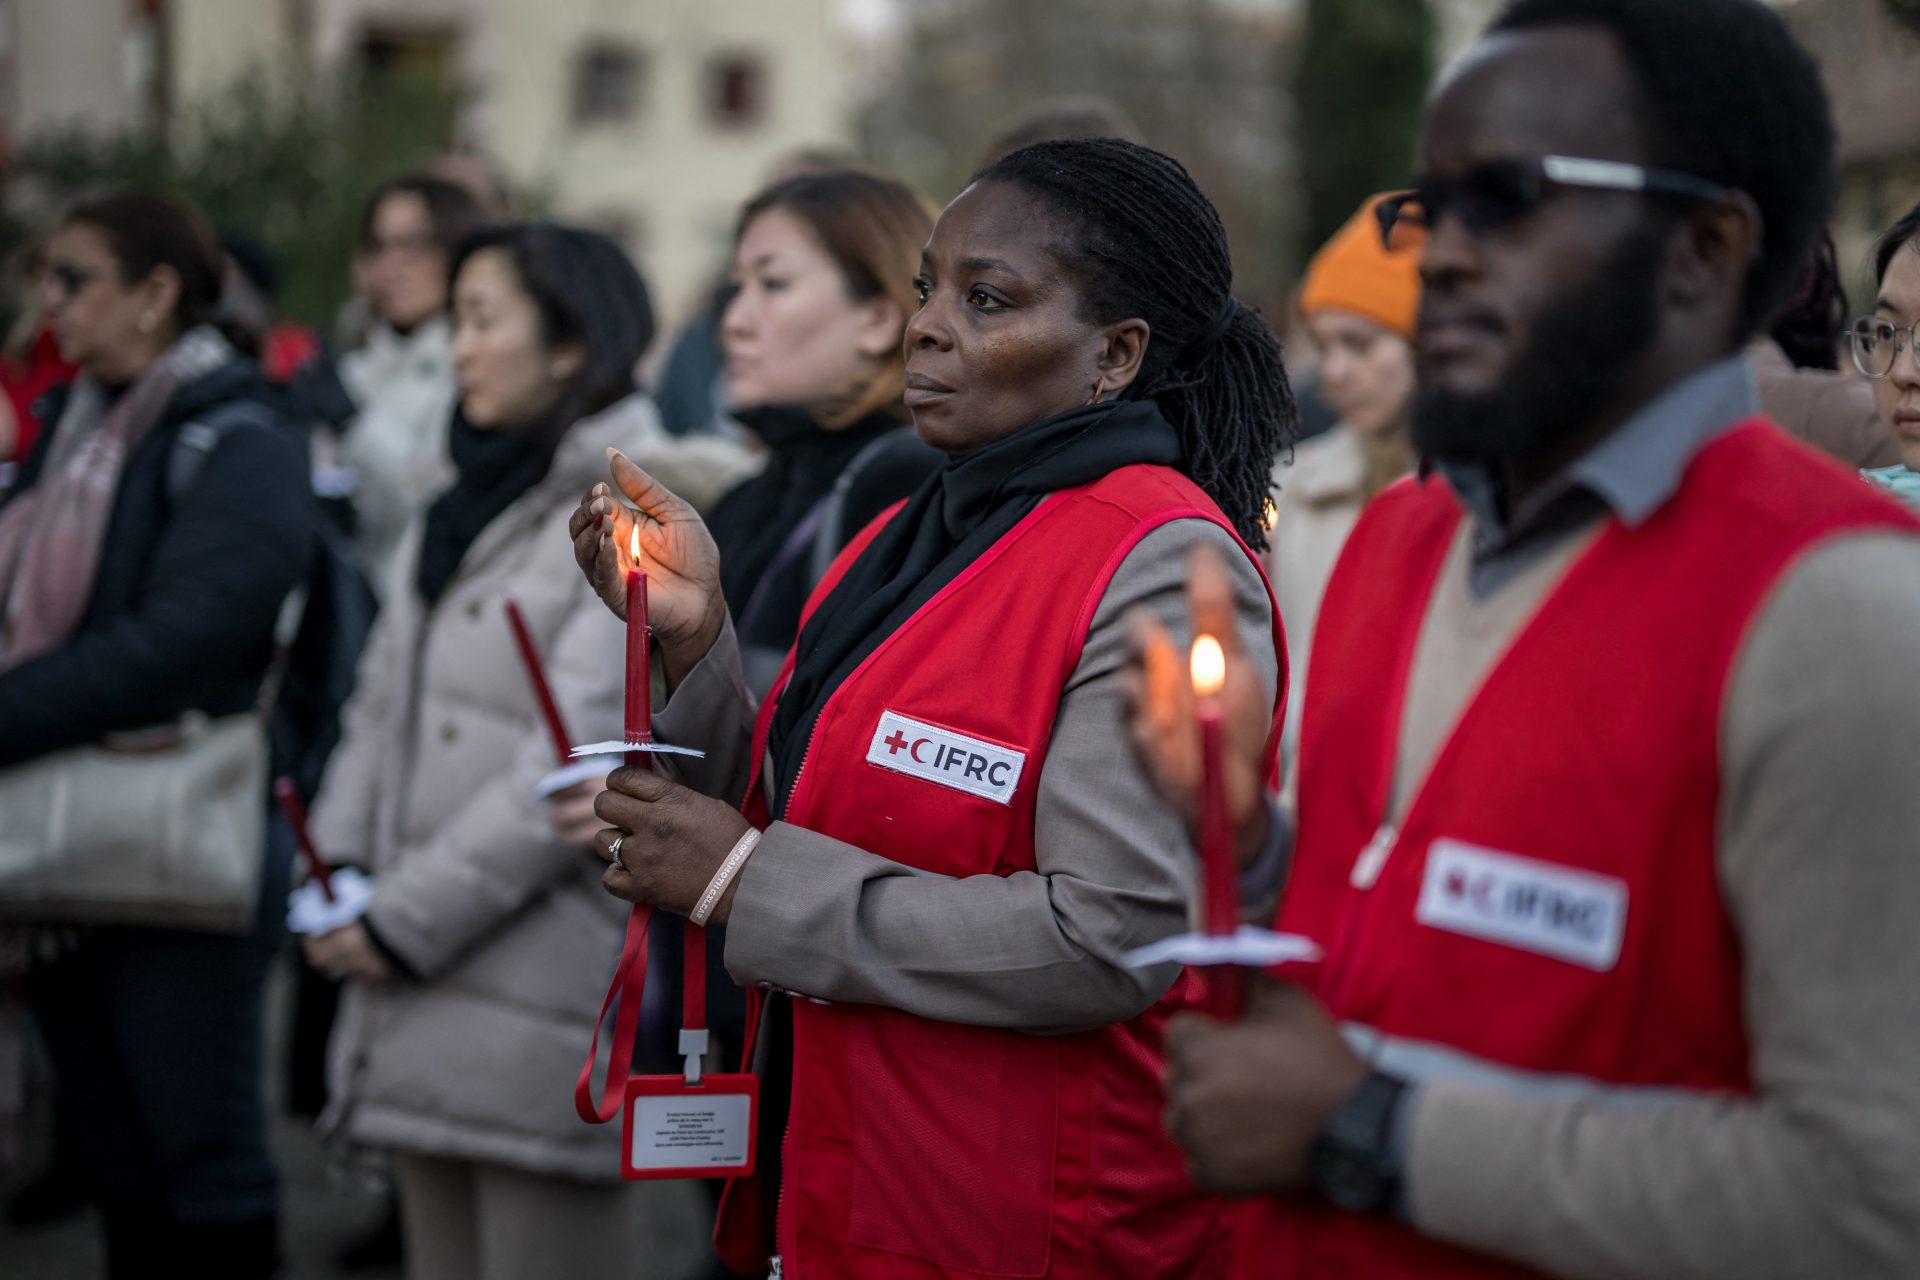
[575,905,713,1123]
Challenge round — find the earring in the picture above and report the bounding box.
[1087,381,1104,406]
[137,313,157,335]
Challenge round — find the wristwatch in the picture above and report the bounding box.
[1307,1069,1408,1214]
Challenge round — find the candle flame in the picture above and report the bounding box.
[1191,634,1226,697]
[628,524,641,564]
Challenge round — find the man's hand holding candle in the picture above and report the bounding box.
[1163,976,1367,1194]
[1129,551,1372,1200]
[591,767,753,924]
[1125,544,1275,866]
[567,448,726,690]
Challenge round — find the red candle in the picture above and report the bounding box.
[1192,634,1244,1017]
[503,598,574,766]
[625,525,652,770]
[273,776,336,902]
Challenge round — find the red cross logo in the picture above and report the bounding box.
[884,730,910,755]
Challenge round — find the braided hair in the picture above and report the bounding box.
[972,137,1295,548]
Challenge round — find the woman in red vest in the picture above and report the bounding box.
[570,137,1293,1279]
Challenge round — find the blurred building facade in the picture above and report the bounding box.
[310,0,852,319]
[0,1,299,160]
[0,0,853,326]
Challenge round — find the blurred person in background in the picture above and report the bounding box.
[217,231,321,385]
[293,174,489,593]
[0,237,77,482]
[304,222,749,1280]
[0,187,313,1278]
[706,168,943,697]
[1266,193,1423,773]
[651,145,859,440]
[1750,232,1900,469]
[1852,201,1920,511]
[431,150,516,225]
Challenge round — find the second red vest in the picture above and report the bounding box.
[720,463,1285,1280]
[1239,421,1919,1277]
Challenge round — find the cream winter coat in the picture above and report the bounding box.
[310,393,753,1179]
[1264,426,1397,780]
[335,318,459,595]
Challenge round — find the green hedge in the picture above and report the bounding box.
[7,70,458,331]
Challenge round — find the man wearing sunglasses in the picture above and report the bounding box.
[1156,0,1920,1277]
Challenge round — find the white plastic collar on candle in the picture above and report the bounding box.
[287,867,374,935]
[569,739,707,759]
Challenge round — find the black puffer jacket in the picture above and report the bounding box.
[0,358,314,767]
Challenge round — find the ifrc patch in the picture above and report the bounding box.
[1415,840,1628,971]
[865,711,1026,805]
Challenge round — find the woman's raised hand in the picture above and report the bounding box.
[568,448,726,682]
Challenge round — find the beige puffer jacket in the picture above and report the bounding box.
[310,393,753,1178]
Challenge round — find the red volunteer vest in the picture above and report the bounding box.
[1236,421,1920,1278]
[715,464,1286,1280]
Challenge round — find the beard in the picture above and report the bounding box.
[1412,219,1672,470]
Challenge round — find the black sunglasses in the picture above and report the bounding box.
[1376,154,1732,250]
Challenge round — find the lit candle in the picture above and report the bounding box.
[625,525,652,770]
[503,598,574,766]
[1191,633,1244,1017]
[273,776,336,903]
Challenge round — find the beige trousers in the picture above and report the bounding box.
[394,1151,648,1280]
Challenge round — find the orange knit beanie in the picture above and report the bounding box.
[1297,193,1426,340]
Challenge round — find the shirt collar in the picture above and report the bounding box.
[1437,353,1758,553]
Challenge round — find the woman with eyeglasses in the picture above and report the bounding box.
[1850,201,1920,511]
[1748,234,1899,471]
[293,175,491,596]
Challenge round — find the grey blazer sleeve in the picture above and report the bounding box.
[650,612,761,807]
[1400,533,1920,1280]
[720,518,1278,1034]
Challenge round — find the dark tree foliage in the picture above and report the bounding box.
[1293,0,1434,261]
[5,70,460,331]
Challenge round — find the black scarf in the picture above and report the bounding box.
[415,413,553,605]
[764,398,1184,808]
[709,405,905,625]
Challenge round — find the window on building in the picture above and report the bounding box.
[573,41,645,126]
[706,53,765,128]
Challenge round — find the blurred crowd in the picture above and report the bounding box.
[3,1,1920,1278]
[0,98,1161,1280]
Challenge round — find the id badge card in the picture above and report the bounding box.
[621,1072,760,1180]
